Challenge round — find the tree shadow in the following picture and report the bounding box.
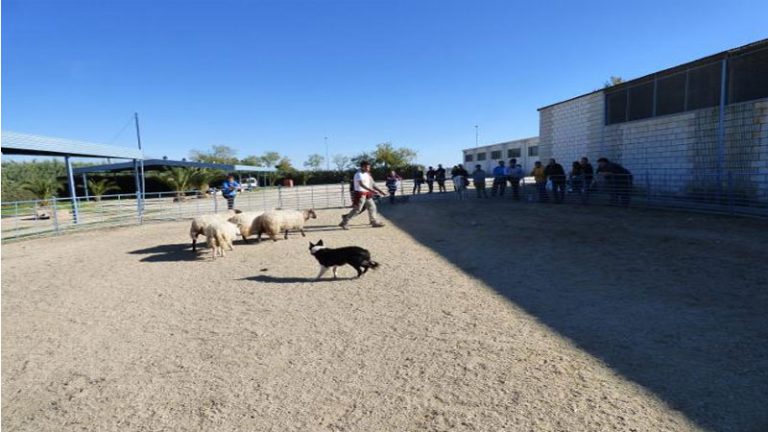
[128,243,204,262]
[380,201,768,431]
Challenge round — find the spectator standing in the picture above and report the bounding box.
[569,161,584,203]
[426,167,436,193]
[531,161,548,203]
[580,157,594,204]
[412,167,425,194]
[385,170,402,204]
[221,174,240,210]
[596,157,633,207]
[491,160,507,197]
[453,164,469,199]
[472,164,488,198]
[507,159,523,201]
[436,164,447,192]
[340,161,387,229]
[544,158,566,203]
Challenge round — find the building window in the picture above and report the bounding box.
[686,62,722,110]
[508,148,521,158]
[655,71,686,116]
[528,146,539,157]
[490,150,502,159]
[464,154,473,162]
[477,152,486,161]
[628,81,654,121]
[605,89,628,124]
[728,48,768,104]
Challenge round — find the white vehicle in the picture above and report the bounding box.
[243,177,259,190]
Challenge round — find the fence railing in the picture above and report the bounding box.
[2,171,766,241]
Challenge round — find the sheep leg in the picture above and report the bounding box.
[300,229,306,237]
[284,229,289,240]
[316,266,329,279]
[192,238,197,252]
[332,266,338,279]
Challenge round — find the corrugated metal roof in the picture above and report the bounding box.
[1,131,144,159]
[73,159,275,175]
[537,38,768,112]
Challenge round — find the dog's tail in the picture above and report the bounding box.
[364,260,380,270]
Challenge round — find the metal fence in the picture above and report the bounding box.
[2,171,766,241]
[0,184,356,241]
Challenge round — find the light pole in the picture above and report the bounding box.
[324,136,329,171]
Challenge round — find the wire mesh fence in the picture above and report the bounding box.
[1,171,766,241]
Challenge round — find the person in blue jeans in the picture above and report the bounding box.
[221,175,240,210]
[491,160,507,197]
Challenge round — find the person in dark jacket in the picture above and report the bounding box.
[580,157,594,204]
[412,168,425,194]
[569,161,584,201]
[596,157,633,206]
[544,158,566,203]
[435,164,447,192]
[426,167,436,193]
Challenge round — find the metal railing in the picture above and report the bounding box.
[0,184,355,241]
[2,171,766,241]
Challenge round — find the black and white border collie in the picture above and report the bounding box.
[309,240,379,279]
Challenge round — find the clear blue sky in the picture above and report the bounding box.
[3,0,767,167]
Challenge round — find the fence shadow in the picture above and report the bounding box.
[379,200,768,431]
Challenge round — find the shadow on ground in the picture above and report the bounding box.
[380,199,768,432]
[128,243,204,262]
[240,275,354,283]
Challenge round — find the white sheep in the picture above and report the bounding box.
[189,209,241,252]
[227,210,265,243]
[204,220,239,260]
[256,209,317,241]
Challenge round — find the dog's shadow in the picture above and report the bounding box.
[240,275,356,283]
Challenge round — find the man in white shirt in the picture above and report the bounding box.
[340,161,388,229]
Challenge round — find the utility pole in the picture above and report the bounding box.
[324,136,329,171]
[134,112,145,218]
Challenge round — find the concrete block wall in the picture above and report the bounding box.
[539,94,768,203]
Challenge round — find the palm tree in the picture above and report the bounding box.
[87,178,120,201]
[189,168,222,196]
[21,176,60,207]
[158,167,194,199]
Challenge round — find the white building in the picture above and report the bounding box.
[463,137,539,173]
[537,39,768,205]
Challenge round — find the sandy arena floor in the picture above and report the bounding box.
[2,200,767,431]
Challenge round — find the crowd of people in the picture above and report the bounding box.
[379,156,633,207]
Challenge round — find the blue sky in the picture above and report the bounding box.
[3,0,767,167]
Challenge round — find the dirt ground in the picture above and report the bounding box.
[2,200,767,431]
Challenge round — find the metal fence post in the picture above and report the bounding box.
[51,198,60,234]
[728,171,735,215]
[14,202,20,239]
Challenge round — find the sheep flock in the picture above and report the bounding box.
[190,208,318,260]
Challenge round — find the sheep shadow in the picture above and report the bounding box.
[240,275,355,283]
[128,243,205,262]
